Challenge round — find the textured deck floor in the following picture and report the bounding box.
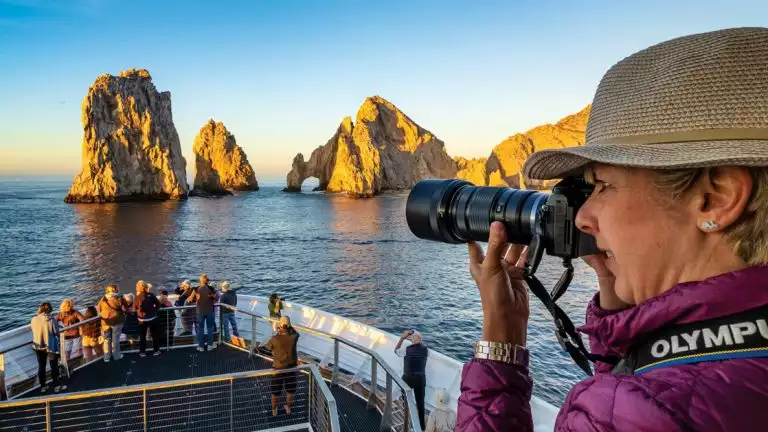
[6,346,382,432]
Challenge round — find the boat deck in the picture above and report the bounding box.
[10,346,382,432]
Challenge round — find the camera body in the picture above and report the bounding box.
[406,177,598,259]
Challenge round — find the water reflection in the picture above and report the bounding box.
[327,196,383,319]
[72,201,183,294]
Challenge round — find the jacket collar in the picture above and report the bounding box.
[579,266,768,355]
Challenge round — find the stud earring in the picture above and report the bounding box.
[701,221,719,231]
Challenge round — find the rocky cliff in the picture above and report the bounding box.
[285,96,457,197]
[65,69,188,203]
[191,120,258,196]
[457,105,591,188]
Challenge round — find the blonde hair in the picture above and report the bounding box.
[136,280,149,294]
[60,299,74,313]
[653,167,768,266]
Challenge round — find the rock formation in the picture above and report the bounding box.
[65,69,188,203]
[190,120,259,196]
[285,96,457,197]
[457,105,591,189]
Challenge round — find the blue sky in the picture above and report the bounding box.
[1,0,766,181]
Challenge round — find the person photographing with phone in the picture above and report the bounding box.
[395,329,429,430]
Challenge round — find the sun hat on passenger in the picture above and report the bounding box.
[523,27,768,180]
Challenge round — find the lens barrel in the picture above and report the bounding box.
[406,179,549,244]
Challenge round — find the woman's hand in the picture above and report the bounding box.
[468,221,529,347]
[581,253,631,310]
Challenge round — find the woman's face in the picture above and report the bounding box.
[575,165,700,305]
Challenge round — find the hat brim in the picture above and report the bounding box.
[523,140,768,180]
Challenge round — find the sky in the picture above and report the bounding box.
[1,0,766,182]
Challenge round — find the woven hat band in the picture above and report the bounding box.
[597,128,768,146]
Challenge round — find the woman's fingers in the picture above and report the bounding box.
[504,244,525,267]
[483,222,509,272]
[467,241,484,279]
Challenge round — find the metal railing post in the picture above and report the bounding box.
[60,331,70,378]
[250,316,257,357]
[380,373,393,431]
[218,305,224,345]
[367,356,378,410]
[308,368,314,425]
[143,388,148,432]
[0,353,6,401]
[331,339,339,387]
[45,401,52,432]
[404,399,411,432]
[230,377,234,432]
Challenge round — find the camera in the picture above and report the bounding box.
[405,177,599,259]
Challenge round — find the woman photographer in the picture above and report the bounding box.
[458,28,768,431]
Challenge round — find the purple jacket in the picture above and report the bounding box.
[457,266,768,431]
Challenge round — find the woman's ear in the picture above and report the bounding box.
[694,167,753,231]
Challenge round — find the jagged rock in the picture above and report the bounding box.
[482,105,591,189]
[190,120,258,196]
[65,68,188,203]
[454,157,489,186]
[285,96,457,197]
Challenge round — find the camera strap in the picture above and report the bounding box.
[612,304,768,375]
[523,236,617,376]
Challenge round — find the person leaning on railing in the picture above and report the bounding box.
[134,281,162,357]
[195,273,218,352]
[56,299,84,362]
[31,302,65,393]
[175,280,196,336]
[457,27,768,431]
[80,306,103,361]
[97,283,128,362]
[156,290,176,347]
[219,281,240,341]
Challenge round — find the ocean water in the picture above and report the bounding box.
[0,178,600,406]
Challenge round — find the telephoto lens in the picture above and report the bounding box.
[405,178,598,259]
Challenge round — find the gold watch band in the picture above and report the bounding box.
[473,340,530,367]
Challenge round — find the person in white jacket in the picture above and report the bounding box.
[426,389,456,432]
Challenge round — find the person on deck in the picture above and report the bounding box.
[97,284,128,362]
[122,293,139,343]
[134,281,162,357]
[261,316,300,417]
[426,389,457,432]
[156,290,176,347]
[195,273,217,351]
[219,281,240,341]
[175,280,196,336]
[457,27,768,432]
[80,306,103,361]
[395,330,428,430]
[56,299,84,363]
[31,302,65,393]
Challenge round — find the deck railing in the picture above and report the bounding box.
[0,364,339,432]
[219,304,423,432]
[0,305,210,400]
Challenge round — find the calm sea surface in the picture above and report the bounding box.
[0,178,601,406]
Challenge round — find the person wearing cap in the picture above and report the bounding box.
[261,315,300,417]
[395,329,428,429]
[219,281,240,341]
[457,27,768,431]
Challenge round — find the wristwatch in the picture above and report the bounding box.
[473,340,530,367]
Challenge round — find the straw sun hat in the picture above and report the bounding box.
[523,27,768,180]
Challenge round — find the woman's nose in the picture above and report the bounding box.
[575,200,597,236]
